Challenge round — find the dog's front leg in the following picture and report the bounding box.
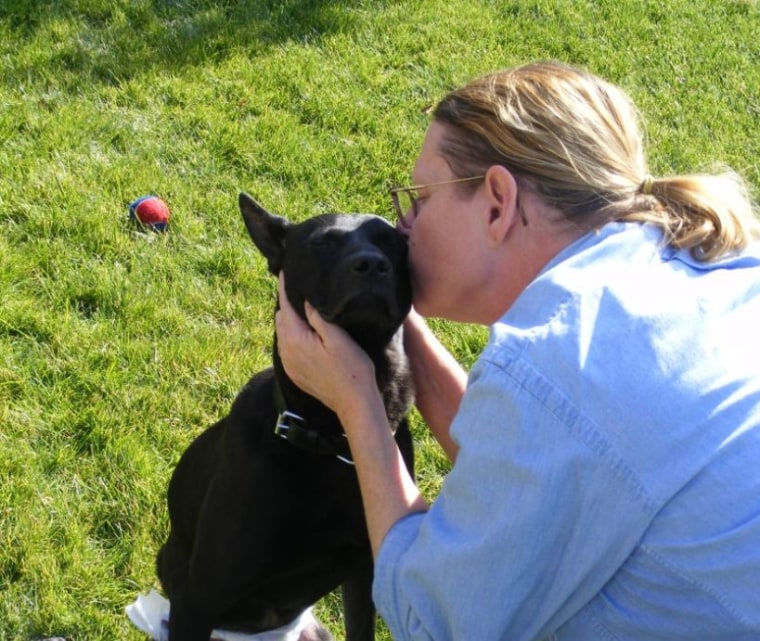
[165,475,259,641]
[168,590,215,641]
[340,558,375,641]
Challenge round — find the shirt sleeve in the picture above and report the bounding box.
[373,353,659,641]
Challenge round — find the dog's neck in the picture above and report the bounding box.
[271,374,355,465]
[269,327,412,462]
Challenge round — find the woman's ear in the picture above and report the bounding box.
[482,165,520,247]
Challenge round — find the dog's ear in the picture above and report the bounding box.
[239,192,289,275]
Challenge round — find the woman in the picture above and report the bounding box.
[275,62,760,640]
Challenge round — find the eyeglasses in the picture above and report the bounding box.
[389,175,485,222]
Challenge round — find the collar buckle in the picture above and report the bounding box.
[275,410,307,438]
[274,410,354,466]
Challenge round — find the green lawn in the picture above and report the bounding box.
[1,1,758,639]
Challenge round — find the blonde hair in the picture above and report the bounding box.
[433,61,760,261]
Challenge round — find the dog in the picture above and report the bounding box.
[155,193,415,641]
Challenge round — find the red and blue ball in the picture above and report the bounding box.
[129,195,170,232]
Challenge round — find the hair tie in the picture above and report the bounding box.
[639,174,654,195]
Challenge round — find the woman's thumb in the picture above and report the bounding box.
[304,301,325,332]
[304,302,343,346]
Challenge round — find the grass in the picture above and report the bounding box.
[1,0,758,639]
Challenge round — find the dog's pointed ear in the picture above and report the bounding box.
[239,192,289,275]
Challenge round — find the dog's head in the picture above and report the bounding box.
[239,192,412,347]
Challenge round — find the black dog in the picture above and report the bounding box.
[156,193,415,641]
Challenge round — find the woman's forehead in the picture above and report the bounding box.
[413,122,453,182]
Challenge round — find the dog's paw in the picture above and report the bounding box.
[297,619,334,641]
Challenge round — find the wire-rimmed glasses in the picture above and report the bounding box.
[389,175,485,222]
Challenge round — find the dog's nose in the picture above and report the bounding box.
[351,251,391,277]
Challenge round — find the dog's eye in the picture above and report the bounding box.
[308,231,338,249]
[374,230,402,250]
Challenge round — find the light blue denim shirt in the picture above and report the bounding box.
[374,222,760,640]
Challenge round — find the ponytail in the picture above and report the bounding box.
[625,171,760,261]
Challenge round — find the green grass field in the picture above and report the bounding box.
[1,0,758,639]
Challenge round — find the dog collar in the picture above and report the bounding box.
[272,380,354,466]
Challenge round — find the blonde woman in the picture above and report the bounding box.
[275,62,760,640]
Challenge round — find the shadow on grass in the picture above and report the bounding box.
[1,0,386,89]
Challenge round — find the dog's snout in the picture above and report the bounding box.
[351,251,391,277]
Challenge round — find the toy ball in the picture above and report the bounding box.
[129,195,170,232]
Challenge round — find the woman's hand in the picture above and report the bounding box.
[275,272,377,419]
